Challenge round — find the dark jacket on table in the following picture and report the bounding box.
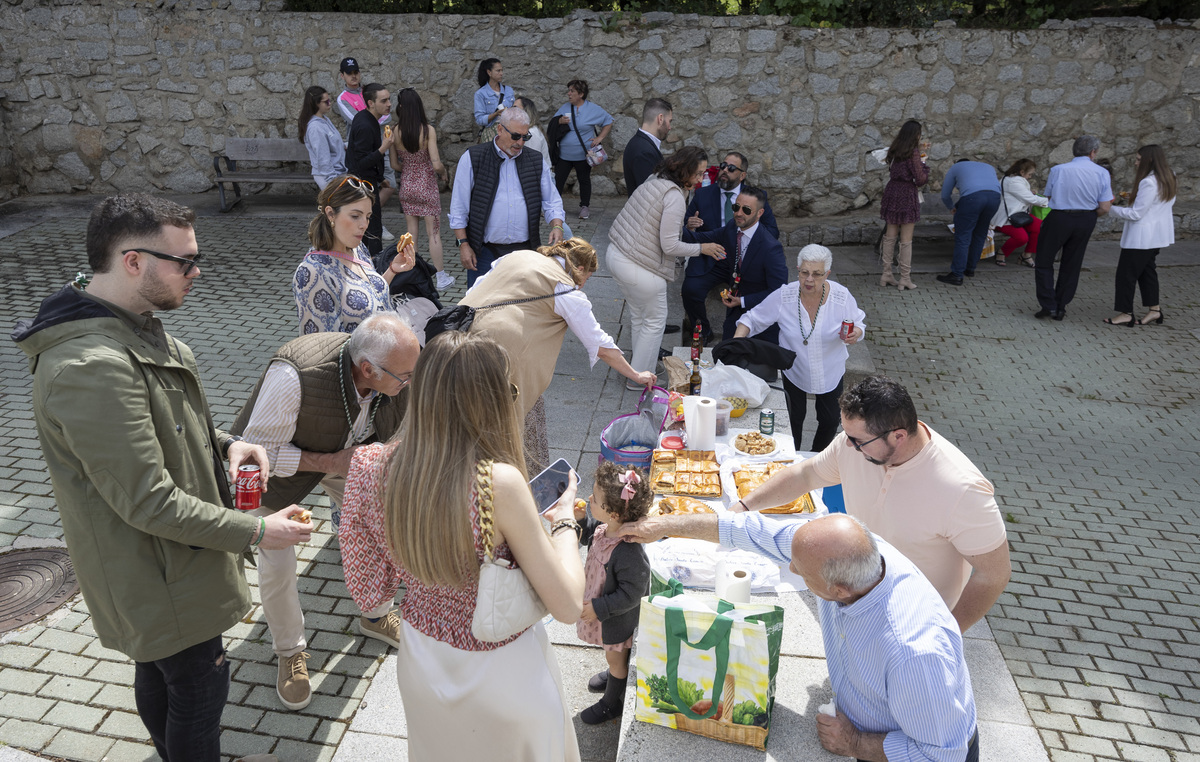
[622,130,662,197]
[580,516,651,645]
[346,109,384,185]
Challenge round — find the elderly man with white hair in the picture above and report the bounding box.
[621,512,980,761]
[231,312,420,711]
[449,106,566,286]
[734,243,866,452]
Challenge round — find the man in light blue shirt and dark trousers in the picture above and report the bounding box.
[1034,136,1114,320]
[449,107,566,288]
[621,512,979,762]
[937,159,1002,286]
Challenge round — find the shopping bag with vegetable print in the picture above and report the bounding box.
[633,578,783,749]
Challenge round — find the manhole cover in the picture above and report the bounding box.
[0,547,80,633]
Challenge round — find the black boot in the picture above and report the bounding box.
[581,671,626,724]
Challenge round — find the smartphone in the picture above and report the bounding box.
[529,458,574,515]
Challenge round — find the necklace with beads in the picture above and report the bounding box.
[338,343,380,443]
[797,283,827,346]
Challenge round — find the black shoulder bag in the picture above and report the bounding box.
[1002,176,1034,228]
[425,289,570,341]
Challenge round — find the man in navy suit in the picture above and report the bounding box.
[622,98,673,197]
[682,153,781,340]
[683,187,787,343]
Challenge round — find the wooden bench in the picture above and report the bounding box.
[213,137,315,212]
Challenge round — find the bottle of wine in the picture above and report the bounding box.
[689,321,703,396]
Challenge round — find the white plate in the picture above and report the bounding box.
[719,456,827,519]
[729,431,780,459]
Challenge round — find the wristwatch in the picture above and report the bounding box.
[221,435,243,460]
[456,237,469,247]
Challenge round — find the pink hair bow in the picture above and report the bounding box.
[620,470,641,503]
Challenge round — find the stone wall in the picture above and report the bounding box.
[0,1,1197,216]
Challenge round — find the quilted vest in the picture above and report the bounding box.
[465,141,544,254]
[230,332,405,509]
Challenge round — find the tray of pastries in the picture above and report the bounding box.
[650,449,722,497]
[725,460,817,514]
[652,495,716,516]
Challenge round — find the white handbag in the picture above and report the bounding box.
[470,460,550,642]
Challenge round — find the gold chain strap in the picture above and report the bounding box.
[475,459,495,562]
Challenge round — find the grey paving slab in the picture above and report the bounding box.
[1,190,1198,762]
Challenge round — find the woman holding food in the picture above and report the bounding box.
[1104,144,1177,327]
[293,174,416,335]
[338,331,585,761]
[463,238,656,472]
[733,244,865,453]
[607,146,725,384]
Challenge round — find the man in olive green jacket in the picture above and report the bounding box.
[13,194,310,762]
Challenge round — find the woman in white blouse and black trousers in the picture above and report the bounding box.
[734,244,866,453]
[1104,145,1177,327]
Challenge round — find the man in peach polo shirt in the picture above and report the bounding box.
[732,375,1010,632]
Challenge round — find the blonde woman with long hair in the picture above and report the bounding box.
[338,332,585,760]
[463,237,655,472]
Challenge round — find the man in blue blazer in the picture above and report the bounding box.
[682,152,780,339]
[683,186,787,343]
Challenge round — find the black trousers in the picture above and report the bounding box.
[134,636,229,762]
[782,375,843,453]
[1034,209,1097,311]
[554,158,592,207]
[1113,247,1160,313]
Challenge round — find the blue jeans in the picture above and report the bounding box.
[951,191,1001,276]
[134,636,229,762]
[466,241,526,288]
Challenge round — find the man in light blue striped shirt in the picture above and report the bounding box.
[623,512,978,761]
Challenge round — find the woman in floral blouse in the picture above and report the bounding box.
[293,174,415,335]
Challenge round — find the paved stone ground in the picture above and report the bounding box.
[0,189,1198,762]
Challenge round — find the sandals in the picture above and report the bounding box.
[995,255,1007,267]
[1139,309,1164,325]
[1019,254,1035,268]
[1103,313,1136,327]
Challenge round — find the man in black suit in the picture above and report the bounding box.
[683,187,787,343]
[622,98,672,197]
[345,82,393,267]
[681,153,780,340]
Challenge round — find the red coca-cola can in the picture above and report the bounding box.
[235,465,261,511]
[840,320,854,340]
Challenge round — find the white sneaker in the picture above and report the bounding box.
[578,206,590,220]
[381,225,395,241]
[435,271,457,291]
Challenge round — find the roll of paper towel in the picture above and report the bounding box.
[715,559,752,603]
[683,396,717,451]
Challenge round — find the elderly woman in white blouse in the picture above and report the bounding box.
[1104,144,1177,327]
[463,237,656,472]
[734,244,866,453]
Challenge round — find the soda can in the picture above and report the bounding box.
[758,409,775,436]
[235,465,261,511]
[841,320,854,340]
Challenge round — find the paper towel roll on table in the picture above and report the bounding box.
[715,558,752,603]
[682,396,717,451]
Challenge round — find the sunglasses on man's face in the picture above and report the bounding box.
[732,204,758,215]
[719,162,744,173]
[500,124,533,142]
[126,249,203,275]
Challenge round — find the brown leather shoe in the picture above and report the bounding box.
[277,652,311,710]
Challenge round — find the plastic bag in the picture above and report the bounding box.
[700,363,771,408]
